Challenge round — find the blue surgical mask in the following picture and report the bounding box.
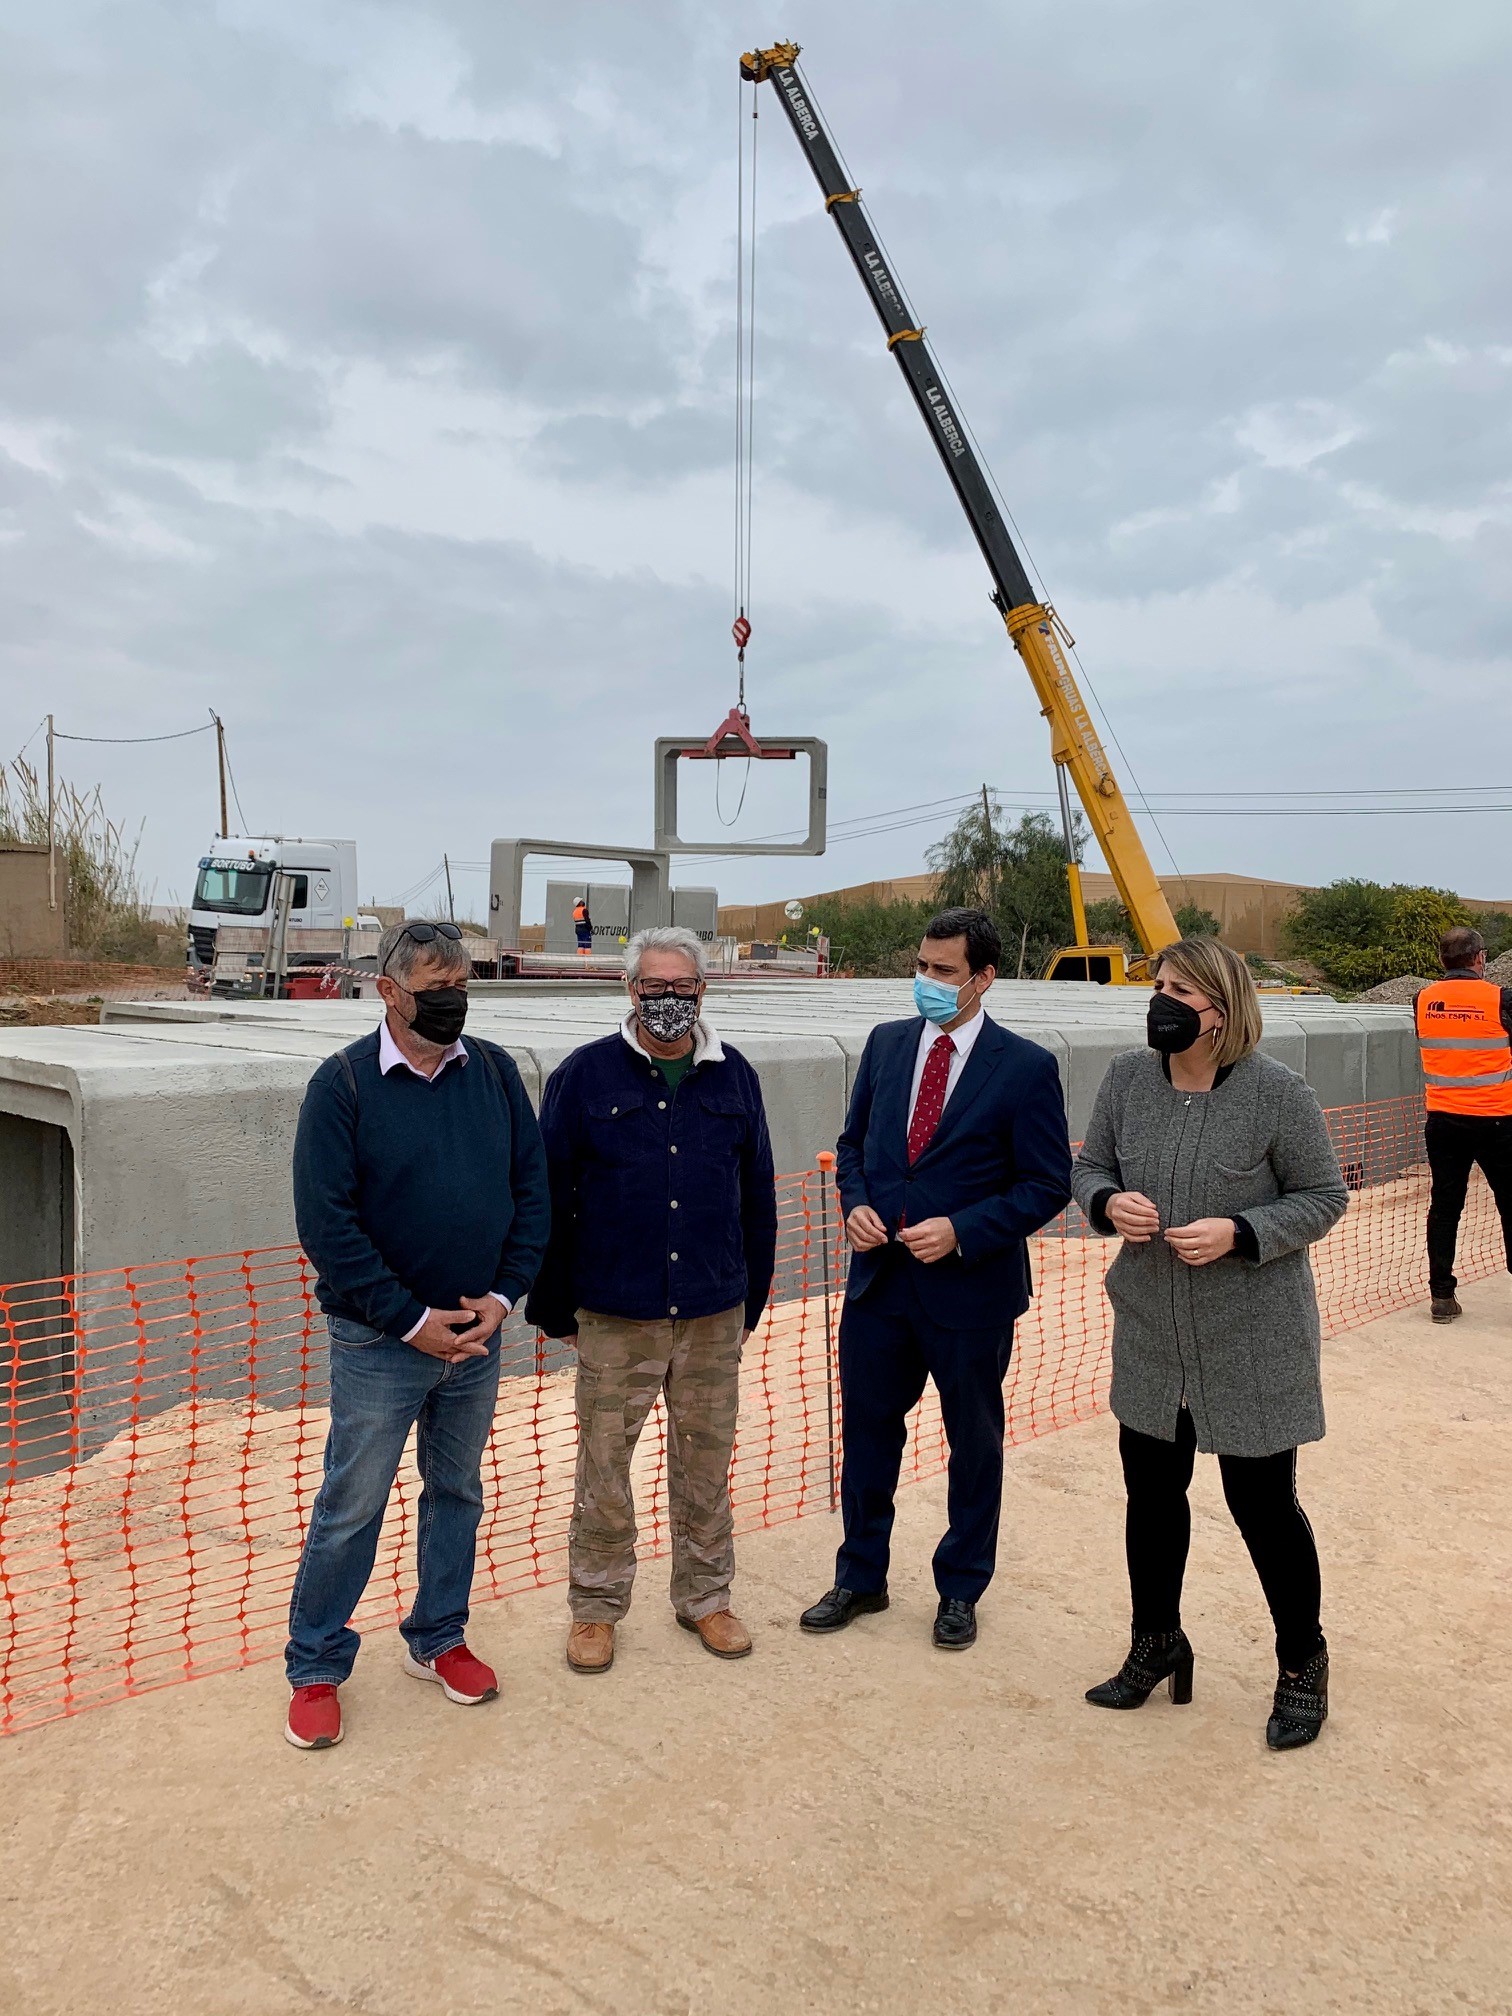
[914,975,966,1025]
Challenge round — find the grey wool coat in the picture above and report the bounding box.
[1072,1048,1350,1457]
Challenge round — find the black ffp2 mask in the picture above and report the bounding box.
[408,985,468,1046]
[1146,992,1204,1056]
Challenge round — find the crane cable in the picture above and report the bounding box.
[722,75,760,827]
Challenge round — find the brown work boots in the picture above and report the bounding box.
[566,1622,615,1674]
[678,1609,753,1659]
[566,1610,754,1673]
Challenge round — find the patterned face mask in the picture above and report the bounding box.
[635,992,699,1044]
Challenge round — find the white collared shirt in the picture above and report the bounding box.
[378,1017,468,1083]
[907,1004,988,1131]
[374,1017,509,1339]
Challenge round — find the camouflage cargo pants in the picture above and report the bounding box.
[568,1304,744,1624]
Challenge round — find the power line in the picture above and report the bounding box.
[1147,784,1512,799]
[5,716,47,769]
[393,860,447,906]
[54,721,215,745]
[218,729,250,834]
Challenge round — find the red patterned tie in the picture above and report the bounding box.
[908,1033,955,1164]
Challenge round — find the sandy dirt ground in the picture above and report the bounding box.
[1,1276,1508,2016]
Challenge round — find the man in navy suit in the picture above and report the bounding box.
[801,908,1072,1649]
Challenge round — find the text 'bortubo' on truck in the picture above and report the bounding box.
[188,836,381,995]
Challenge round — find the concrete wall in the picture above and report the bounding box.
[0,979,1422,1290]
[0,845,67,960]
[0,981,1425,1466]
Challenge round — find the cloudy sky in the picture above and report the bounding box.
[3,0,1510,919]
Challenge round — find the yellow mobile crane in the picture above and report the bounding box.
[741,44,1181,981]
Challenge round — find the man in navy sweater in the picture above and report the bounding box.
[527,926,776,1674]
[801,908,1072,1651]
[285,918,549,1750]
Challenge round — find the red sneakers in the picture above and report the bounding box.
[404,1643,499,1704]
[285,1683,343,1750]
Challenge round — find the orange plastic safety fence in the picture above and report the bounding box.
[0,1098,1502,1734]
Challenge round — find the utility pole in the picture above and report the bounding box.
[443,854,456,924]
[212,712,229,839]
[980,782,993,911]
[46,714,56,911]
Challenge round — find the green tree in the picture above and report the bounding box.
[1174,901,1221,937]
[1283,880,1396,963]
[1475,910,1512,960]
[1077,895,1215,952]
[1282,877,1472,990]
[802,896,934,978]
[1384,886,1473,977]
[1084,896,1135,950]
[926,794,1084,978]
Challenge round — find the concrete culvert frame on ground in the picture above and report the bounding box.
[0,979,1427,1284]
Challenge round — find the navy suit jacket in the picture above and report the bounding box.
[836,1013,1073,1331]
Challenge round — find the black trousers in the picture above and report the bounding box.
[835,1256,1015,1603]
[1425,1111,1512,1298]
[1119,1409,1324,1672]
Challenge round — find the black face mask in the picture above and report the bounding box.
[406,984,468,1046]
[1146,992,1205,1056]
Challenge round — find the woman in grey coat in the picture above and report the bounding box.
[1071,937,1349,1750]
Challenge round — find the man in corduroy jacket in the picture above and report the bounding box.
[526,926,777,1675]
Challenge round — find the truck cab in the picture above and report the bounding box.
[187,837,366,981]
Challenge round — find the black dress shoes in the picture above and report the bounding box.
[932,1598,977,1650]
[799,1585,890,1633]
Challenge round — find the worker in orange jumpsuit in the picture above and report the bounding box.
[1415,926,1512,1321]
[573,895,593,958]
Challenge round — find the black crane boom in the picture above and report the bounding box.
[741,45,1037,612]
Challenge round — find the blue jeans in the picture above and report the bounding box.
[284,1317,502,1686]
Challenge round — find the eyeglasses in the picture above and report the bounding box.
[382,919,464,977]
[633,980,701,1000]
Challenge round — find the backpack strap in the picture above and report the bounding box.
[466,1037,509,1097]
[336,1043,360,1107]
[333,1034,507,1107]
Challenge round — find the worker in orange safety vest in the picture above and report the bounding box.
[573,895,593,958]
[1414,925,1512,1322]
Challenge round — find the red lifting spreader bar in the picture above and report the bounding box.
[681,705,798,761]
[679,613,798,759]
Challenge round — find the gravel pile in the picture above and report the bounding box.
[1354,949,1512,1004]
[1353,975,1431,1005]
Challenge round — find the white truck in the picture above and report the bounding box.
[187,836,378,984]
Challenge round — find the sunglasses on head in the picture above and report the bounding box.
[382,919,464,977]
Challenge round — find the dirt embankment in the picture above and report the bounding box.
[0,958,189,1023]
[0,996,105,1026]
